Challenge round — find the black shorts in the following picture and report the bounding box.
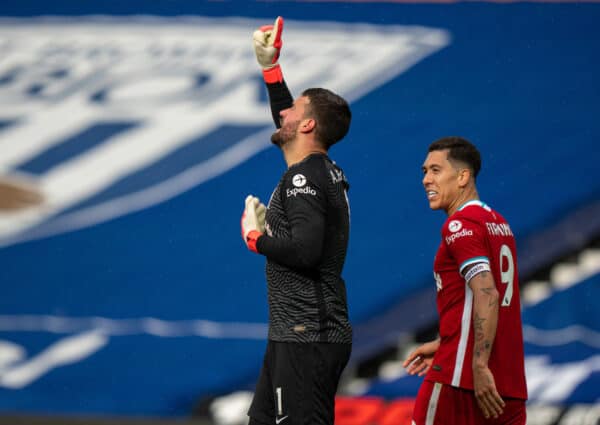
[248,340,351,425]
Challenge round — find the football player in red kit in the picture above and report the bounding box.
[404,137,527,424]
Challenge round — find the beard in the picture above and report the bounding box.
[271,119,300,148]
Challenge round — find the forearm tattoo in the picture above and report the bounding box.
[474,296,496,357]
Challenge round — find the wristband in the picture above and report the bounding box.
[263,65,284,84]
[246,230,262,254]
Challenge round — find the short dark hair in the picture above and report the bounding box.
[301,88,351,149]
[428,136,481,178]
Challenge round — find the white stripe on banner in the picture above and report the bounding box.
[0,330,108,389]
[523,324,600,349]
[0,316,268,389]
[0,315,268,339]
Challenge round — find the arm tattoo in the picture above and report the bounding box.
[474,313,485,342]
[480,285,499,307]
[475,340,492,359]
[472,273,497,360]
[473,313,492,358]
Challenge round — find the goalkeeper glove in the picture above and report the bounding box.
[241,195,266,253]
[253,16,284,84]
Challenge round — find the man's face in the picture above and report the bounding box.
[422,149,463,213]
[271,96,309,148]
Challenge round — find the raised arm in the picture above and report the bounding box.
[252,16,293,127]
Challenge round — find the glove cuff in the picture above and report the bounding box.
[262,64,284,84]
[246,230,262,254]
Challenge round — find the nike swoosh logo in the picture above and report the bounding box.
[275,415,289,424]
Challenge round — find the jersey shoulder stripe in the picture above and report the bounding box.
[459,256,490,273]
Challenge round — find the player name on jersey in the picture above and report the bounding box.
[486,222,514,236]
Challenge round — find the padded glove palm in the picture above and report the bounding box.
[252,16,285,83]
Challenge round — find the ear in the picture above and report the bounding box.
[299,118,315,134]
[457,168,472,188]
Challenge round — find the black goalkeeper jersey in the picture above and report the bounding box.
[254,78,352,344]
[256,153,352,343]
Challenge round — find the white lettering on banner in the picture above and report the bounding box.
[0,331,108,389]
[559,405,600,425]
[0,17,449,248]
[0,314,269,388]
[525,405,562,425]
[525,355,600,404]
[286,186,317,197]
[445,228,473,244]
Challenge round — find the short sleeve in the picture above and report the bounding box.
[442,217,489,276]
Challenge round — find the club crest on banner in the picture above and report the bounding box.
[0,17,450,247]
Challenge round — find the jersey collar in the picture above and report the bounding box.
[457,199,489,211]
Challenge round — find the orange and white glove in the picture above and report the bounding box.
[252,16,284,84]
[241,195,266,253]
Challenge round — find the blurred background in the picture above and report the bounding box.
[0,1,598,424]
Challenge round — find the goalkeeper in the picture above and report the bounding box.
[241,16,353,425]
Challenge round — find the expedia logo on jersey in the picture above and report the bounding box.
[445,220,474,244]
[445,228,473,244]
[286,186,317,197]
[287,173,317,197]
[292,174,307,187]
[448,220,463,232]
[0,18,449,249]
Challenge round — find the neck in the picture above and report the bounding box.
[283,140,327,167]
[446,187,479,216]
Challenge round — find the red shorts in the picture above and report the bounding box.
[412,380,526,425]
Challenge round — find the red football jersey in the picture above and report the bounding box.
[425,200,527,400]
